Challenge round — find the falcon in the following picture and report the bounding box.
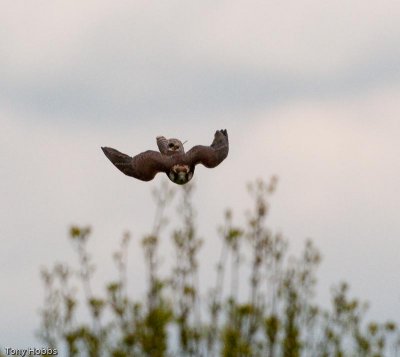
[101,129,229,185]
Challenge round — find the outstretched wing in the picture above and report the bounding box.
[185,129,229,168]
[101,147,170,181]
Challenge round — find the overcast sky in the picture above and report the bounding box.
[1,0,400,348]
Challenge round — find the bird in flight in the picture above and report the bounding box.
[101,129,229,185]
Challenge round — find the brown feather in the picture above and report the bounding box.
[156,136,169,154]
[101,129,229,184]
[185,129,229,168]
[101,147,170,181]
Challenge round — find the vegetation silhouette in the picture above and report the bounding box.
[38,179,400,356]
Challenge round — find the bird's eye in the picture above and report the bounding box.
[168,143,174,148]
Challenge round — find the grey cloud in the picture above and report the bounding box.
[2,49,400,125]
[2,1,400,124]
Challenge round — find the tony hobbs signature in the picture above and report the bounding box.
[4,348,58,356]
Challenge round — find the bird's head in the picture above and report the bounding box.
[168,164,193,185]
